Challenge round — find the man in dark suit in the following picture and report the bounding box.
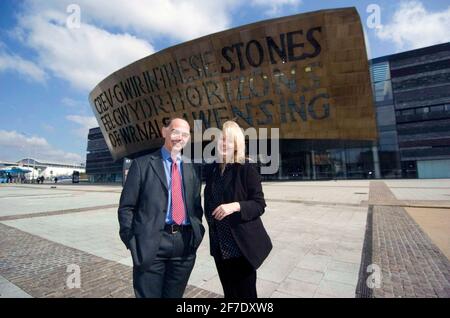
[118,118,205,298]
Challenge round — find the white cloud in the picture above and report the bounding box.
[66,115,98,138]
[15,2,155,91]
[61,97,93,116]
[376,1,450,51]
[23,0,304,41]
[21,0,237,46]
[0,130,49,148]
[0,130,82,164]
[251,0,302,16]
[10,0,308,91]
[61,97,84,108]
[0,50,47,83]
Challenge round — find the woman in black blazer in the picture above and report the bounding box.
[203,121,272,298]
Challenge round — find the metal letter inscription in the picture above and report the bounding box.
[89,7,377,160]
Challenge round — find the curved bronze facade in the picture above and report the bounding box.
[89,7,376,161]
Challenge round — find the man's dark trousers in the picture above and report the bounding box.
[133,226,195,298]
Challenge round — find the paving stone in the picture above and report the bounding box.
[0,223,220,298]
[356,181,450,298]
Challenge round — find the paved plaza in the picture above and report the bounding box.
[0,179,449,298]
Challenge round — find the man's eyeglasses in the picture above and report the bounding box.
[170,129,190,138]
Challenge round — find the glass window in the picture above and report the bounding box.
[402,109,415,116]
[415,107,429,114]
[431,105,444,112]
[373,81,393,103]
[377,107,396,126]
[379,131,398,146]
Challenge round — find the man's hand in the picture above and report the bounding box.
[212,202,240,221]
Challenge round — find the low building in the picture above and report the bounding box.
[0,158,85,182]
[370,42,450,178]
[86,127,124,183]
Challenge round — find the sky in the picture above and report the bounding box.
[0,0,449,165]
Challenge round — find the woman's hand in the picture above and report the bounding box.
[212,202,240,221]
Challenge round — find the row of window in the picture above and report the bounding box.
[394,84,450,104]
[392,72,450,91]
[395,104,450,116]
[390,59,450,78]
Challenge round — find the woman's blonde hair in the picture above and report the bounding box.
[221,120,246,164]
